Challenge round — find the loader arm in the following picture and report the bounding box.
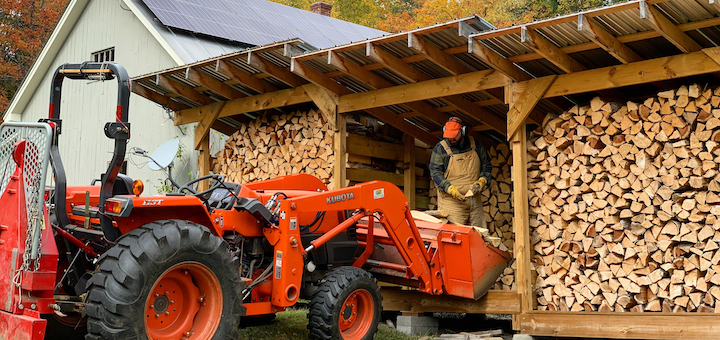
[267,181,444,306]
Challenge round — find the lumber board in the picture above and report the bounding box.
[347,169,404,187]
[404,134,416,209]
[520,312,720,339]
[540,47,720,99]
[506,75,557,140]
[337,70,512,114]
[382,289,521,314]
[334,113,347,190]
[347,134,404,161]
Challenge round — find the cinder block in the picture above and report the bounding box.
[396,315,439,335]
[512,334,535,340]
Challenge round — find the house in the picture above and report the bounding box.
[3,0,383,192]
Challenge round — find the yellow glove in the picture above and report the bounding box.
[474,177,487,189]
[446,185,465,200]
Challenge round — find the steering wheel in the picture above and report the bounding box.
[177,174,225,198]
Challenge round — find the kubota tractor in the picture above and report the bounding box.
[0,62,511,340]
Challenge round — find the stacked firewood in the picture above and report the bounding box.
[212,110,335,187]
[529,84,720,312]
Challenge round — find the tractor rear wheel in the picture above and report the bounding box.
[307,267,382,340]
[84,220,245,340]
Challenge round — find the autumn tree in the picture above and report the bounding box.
[0,0,69,115]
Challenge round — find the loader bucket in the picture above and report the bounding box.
[435,224,512,300]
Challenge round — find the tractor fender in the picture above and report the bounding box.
[113,195,214,235]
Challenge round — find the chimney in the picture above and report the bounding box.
[310,1,332,17]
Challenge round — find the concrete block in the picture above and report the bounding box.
[512,334,535,340]
[396,315,439,335]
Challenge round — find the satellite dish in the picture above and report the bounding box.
[148,139,180,170]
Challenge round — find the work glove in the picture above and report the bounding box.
[446,185,465,200]
[474,177,487,189]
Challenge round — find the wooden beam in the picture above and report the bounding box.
[468,39,531,81]
[197,133,211,192]
[408,33,471,75]
[131,81,189,111]
[520,26,586,73]
[347,134,404,161]
[639,0,701,53]
[215,60,278,94]
[364,43,507,134]
[210,120,237,137]
[247,51,307,87]
[174,87,312,125]
[382,289,520,314]
[185,67,244,100]
[333,112,347,190]
[194,101,226,150]
[404,133,416,209]
[291,58,348,95]
[520,312,720,339]
[711,0,720,12]
[511,124,532,314]
[303,83,339,129]
[338,70,512,113]
[292,56,439,145]
[347,168,404,186]
[327,50,460,130]
[541,47,720,98]
[156,75,215,106]
[577,13,642,64]
[506,75,557,140]
[366,42,428,83]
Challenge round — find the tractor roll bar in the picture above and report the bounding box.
[46,62,131,241]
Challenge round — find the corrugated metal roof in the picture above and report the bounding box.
[141,0,385,49]
[131,0,720,144]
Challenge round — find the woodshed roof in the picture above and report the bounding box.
[131,0,720,146]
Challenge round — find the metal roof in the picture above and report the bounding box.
[131,0,720,145]
[141,0,386,50]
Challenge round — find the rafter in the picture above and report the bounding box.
[468,39,531,81]
[215,60,278,94]
[577,13,642,64]
[156,75,214,106]
[520,26,586,73]
[408,33,471,75]
[131,81,189,112]
[246,51,307,87]
[366,43,508,134]
[639,0,701,53]
[290,56,439,145]
[338,70,512,114]
[185,67,245,100]
[327,51,462,130]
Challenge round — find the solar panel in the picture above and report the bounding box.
[141,0,385,49]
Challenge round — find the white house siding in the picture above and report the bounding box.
[20,0,200,194]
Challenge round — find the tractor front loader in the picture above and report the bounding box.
[0,62,511,340]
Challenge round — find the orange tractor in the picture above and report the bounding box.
[0,62,511,340]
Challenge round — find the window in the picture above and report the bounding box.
[92,47,115,62]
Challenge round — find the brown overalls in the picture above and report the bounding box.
[437,138,487,228]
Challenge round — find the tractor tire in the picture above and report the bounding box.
[307,267,382,340]
[84,220,245,340]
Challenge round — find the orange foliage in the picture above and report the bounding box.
[378,0,515,33]
[0,0,69,115]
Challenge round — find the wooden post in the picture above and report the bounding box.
[197,133,211,192]
[506,82,534,331]
[403,133,416,209]
[333,112,347,190]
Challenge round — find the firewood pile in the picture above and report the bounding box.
[529,84,720,312]
[212,110,336,187]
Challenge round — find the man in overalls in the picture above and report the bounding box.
[429,117,492,228]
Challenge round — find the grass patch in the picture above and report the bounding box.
[239,308,420,340]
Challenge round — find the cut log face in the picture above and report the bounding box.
[530,86,720,313]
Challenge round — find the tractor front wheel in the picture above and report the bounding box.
[308,267,382,340]
[84,220,245,340]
